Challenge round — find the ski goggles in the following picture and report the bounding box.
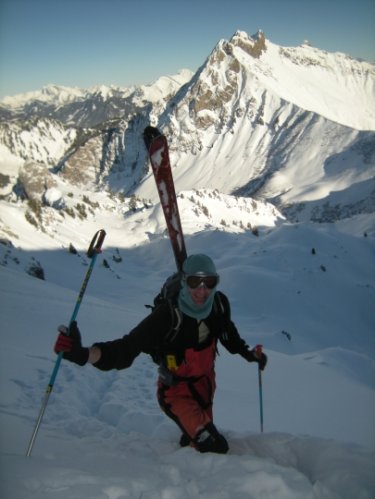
[185,274,220,289]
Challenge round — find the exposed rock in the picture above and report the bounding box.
[231,30,267,58]
[60,135,102,186]
[18,161,57,202]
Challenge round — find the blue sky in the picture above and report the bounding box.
[0,0,374,99]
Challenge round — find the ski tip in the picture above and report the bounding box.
[143,126,162,150]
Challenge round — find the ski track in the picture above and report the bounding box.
[2,351,374,499]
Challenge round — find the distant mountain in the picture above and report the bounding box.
[0,70,193,128]
[0,30,374,252]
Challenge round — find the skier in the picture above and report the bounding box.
[54,253,267,454]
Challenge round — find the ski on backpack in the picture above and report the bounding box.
[143,126,187,271]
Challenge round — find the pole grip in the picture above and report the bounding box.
[254,344,263,359]
[87,229,106,258]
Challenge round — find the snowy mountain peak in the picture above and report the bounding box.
[228,29,267,58]
[169,29,375,135]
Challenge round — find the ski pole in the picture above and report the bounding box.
[254,344,264,433]
[26,229,106,457]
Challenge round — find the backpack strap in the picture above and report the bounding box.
[213,291,232,342]
[213,291,225,316]
[163,300,183,343]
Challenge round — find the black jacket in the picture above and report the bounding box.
[92,291,251,371]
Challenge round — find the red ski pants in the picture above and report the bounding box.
[157,374,215,439]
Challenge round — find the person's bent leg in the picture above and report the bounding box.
[158,385,212,438]
[158,384,228,454]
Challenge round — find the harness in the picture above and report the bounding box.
[154,292,227,388]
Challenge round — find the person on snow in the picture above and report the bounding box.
[54,253,267,454]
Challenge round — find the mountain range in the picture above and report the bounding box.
[0,29,374,256]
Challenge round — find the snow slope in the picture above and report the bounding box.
[0,195,374,498]
[246,34,375,131]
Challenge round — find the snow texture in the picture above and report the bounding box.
[0,203,374,498]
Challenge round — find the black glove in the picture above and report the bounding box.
[54,321,89,366]
[243,348,268,371]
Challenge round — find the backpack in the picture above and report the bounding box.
[153,271,183,309]
[145,271,183,343]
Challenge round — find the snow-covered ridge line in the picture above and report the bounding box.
[0,69,194,108]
